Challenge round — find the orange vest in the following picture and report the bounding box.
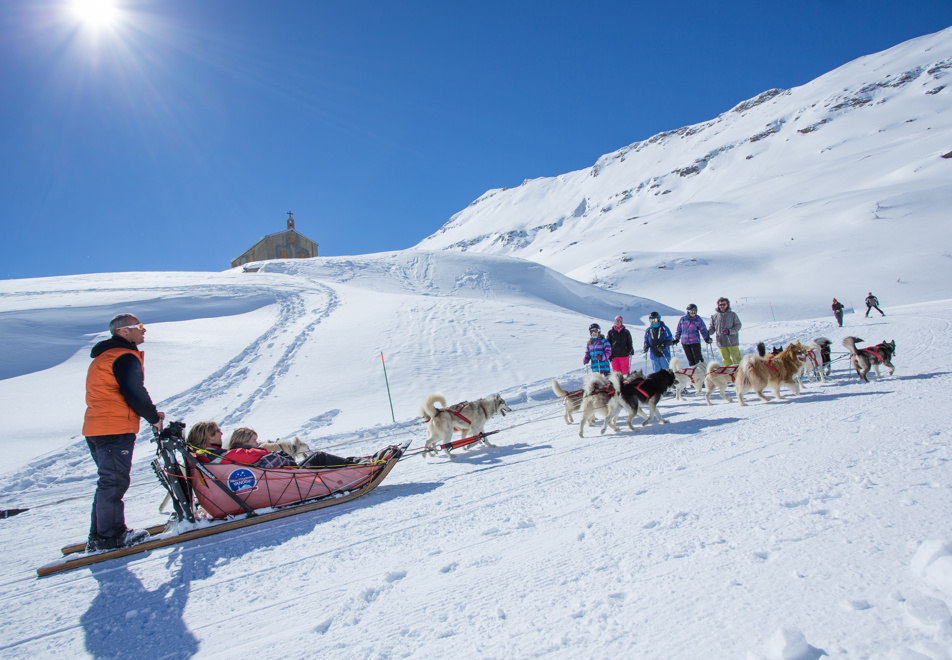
[82,348,145,436]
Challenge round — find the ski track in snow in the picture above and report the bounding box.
[0,295,950,658]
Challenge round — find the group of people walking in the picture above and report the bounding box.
[584,298,744,375]
[587,291,887,375]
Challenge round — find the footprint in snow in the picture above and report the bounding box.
[781,498,809,508]
[385,570,407,583]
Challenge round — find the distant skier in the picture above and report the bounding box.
[674,304,711,366]
[832,298,844,327]
[607,316,634,373]
[643,312,674,373]
[583,323,612,374]
[865,292,884,317]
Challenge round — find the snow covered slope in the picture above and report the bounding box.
[0,251,671,472]
[417,27,952,320]
[1,272,950,657]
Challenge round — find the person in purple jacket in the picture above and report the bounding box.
[674,304,712,366]
[583,323,612,373]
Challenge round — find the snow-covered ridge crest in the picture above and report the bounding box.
[245,249,677,320]
[416,27,952,319]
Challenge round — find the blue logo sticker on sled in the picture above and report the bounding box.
[227,468,258,494]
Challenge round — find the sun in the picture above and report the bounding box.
[70,0,120,29]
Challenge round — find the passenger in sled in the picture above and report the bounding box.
[186,421,393,468]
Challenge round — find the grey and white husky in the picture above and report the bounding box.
[420,393,511,457]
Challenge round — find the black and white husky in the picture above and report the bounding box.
[606,369,676,428]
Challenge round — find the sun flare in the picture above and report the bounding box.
[71,0,119,29]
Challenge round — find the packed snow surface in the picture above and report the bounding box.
[0,249,950,659]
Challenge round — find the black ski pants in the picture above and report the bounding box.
[682,342,704,366]
[865,304,884,317]
[298,451,352,468]
[86,433,136,539]
[834,310,843,326]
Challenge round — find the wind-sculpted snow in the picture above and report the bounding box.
[0,289,277,380]
[252,249,677,319]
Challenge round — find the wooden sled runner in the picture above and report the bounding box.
[39,423,409,578]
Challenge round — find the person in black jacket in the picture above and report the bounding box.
[832,298,844,326]
[607,316,634,373]
[865,292,884,317]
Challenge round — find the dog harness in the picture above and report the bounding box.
[708,365,739,382]
[802,349,821,370]
[635,380,651,399]
[675,366,700,385]
[439,402,479,426]
[433,401,504,432]
[862,345,889,362]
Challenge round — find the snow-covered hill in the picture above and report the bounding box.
[2,27,952,660]
[417,27,952,321]
[0,251,671,471]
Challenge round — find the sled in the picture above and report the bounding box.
[38,423,408,577]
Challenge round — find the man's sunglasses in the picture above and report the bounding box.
[119,324,145,330]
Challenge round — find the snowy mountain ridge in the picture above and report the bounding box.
[417,27,952,320]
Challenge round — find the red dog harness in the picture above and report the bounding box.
[708,365,739,382]
[443,402,496,431]
[803,349,820,370]
[675,366,700,385]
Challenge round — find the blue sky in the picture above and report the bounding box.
[2,0,951,280]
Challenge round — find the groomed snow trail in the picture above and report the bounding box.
[0,300,950,659]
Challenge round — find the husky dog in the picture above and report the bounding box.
[608,369,677,428]
[735,341,808,406]
[842,336,896,382]
[815,337,833,377]
[756,342,784,358]
[704,361,737,405]
[420,393,511,457]
[554,371,644,425]
[578,372,618,437]
[551,379,584,424]
[669,357,707,400]
[261,438,312,461]
[799,337,832,382]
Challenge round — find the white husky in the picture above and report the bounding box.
[420,393,511,457]
[669,357,708,400]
